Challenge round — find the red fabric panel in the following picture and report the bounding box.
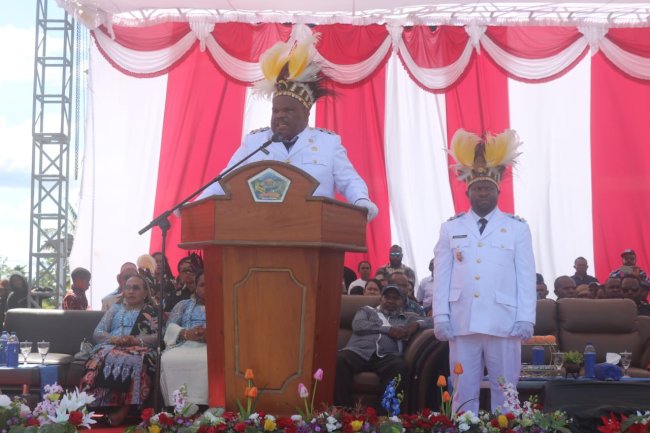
[212,23,292,62]
[149,44,247,271]
[590,52,650,282]
[313,24,389,64]
[606,28,650,57]
[443,54,513,214]
[401,26,470,68]
[98,23,191,50]
[315,67,389,274]
[486,26,582,58]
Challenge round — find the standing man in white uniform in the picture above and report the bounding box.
[432,128,536,414]
[197,33,377,221]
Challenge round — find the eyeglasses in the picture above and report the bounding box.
[389,252,402,257]
[179,268,194,274]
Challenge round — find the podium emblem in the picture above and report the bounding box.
[247,168,291,202]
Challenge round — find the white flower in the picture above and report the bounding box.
[249,413,260,421]
[0,394,11,408]
[265,414,276,421]
[19,403,31,417]
[389,416,401,423]
[458,422,469,432]
[291,415,303,422]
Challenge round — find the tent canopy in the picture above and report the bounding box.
[57,1,650,28]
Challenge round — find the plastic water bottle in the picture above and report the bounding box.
[6,332,19,368]
[0,331,8,366]
[584,342,596,378]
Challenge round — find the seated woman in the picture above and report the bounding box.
[160,270,207,406]
[80,273,158,426]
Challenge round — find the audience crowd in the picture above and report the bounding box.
[0,243,649,422]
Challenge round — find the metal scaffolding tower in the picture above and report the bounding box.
[28,0,74,307]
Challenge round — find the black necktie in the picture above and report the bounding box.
[283,136,299,152]
[478,218,488,234]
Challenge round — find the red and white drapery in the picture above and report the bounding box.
[71,22,650,308]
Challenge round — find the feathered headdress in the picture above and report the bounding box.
[253,32,328,110]
[448,128,522,189]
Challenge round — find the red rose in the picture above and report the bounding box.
[159,413,175,426]
[68,411,84,425]
[505,413,515,420]
[141,408,155,422]
[234,422,247,433]
[27,418,40,426]
[627,425,647,433]
[215,424,228,432]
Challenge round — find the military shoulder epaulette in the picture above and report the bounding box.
[447,212,465,221]
[314,127,335,135]
[249,126,270,134]
[505,213,527,223]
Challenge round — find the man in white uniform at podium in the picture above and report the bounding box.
[197,34,377,221]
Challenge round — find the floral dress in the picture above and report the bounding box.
[80,303,158,407]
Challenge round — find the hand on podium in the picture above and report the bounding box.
[354,198,378,222]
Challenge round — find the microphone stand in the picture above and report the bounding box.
[139,135,278,411]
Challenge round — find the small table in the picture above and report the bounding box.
[544,378,650,413]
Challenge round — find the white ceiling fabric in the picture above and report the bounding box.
[57,1,650,29]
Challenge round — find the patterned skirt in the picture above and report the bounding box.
[80,344,156,407]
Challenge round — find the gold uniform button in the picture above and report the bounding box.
[473,292,480,298]
[475,275,480,280]
[478,242,484,247]
[476,258,482,263]
[311,146,318,151]
[285,159,291,163]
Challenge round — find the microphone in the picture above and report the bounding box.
[260,133,283,154]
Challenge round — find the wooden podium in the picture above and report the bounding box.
[180,161,367,413]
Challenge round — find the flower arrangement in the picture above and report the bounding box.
[599,411,650,433]
[2,383,96,433]
[122,366,573,433]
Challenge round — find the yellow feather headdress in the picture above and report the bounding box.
[448,128,522,189]
[253,32,327,110]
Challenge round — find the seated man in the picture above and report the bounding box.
[101,262,137,311]
[334,284,432,411]
[610,249,648,282]
[536,273,549,299]
[389,272,425,316]
[554,276,577,299]
[604,277,623,299]
[621,275,643,305]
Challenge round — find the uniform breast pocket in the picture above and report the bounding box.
[491,239,514,264]
[450,237,470,250]
[301,154,329,168]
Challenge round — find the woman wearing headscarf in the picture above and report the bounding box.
[80,273,158,426]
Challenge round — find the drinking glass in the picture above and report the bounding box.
[19,341,33,366]
[620,351,632,378]
[37,341,50,365]
[552,352,565,377]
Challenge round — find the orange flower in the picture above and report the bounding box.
[453,362,464,375]
[442,391,451,403]
[245,369,254,380]
[437,375,447,388]
[248,386,258,398]
[245,387,252,397]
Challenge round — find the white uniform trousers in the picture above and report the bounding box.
[449,333,521,414]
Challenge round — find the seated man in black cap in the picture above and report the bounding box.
[334,284,432,411]
[63,267,91,310]
[609,249,648,283]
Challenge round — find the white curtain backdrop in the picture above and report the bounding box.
[70,46,168,307]
[511,54,594,281]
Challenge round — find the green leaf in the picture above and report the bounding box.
[379,420,403,433]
